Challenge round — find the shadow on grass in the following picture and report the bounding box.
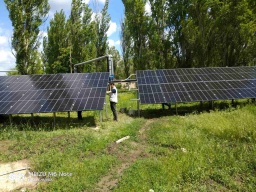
[0,114,96,131]
[137,100,254,119]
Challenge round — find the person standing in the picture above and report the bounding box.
[107,82,118,121]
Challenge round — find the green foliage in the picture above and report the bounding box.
[120,18,133,77]
[4,0,50,75]
[69,0,97,73]
[43,10,70,74]
[122,0,256,70]
[116,105,256,191]
[43,0,112,74]
[95,0,111,72]
[122,0,150,71]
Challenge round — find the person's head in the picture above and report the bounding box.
[110,82,115,89]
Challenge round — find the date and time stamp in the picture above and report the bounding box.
[8,171,72,182]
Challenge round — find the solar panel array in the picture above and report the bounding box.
[137,66,256,104]
[0,72,109,114]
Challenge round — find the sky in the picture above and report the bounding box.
[0,0,125,75]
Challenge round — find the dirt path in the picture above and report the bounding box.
[96,119,156,191]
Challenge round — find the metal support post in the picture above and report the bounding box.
[105,98,108,119]
[231,99,234,106]
[53,112,56,128]
[175,103,178,115]
[9,114,13,126]
[100,111,103,123]
[137,99,140,117]
[68,111,70,125]
[208,101,214,109]
[137,88,140,117]
[31,113,34,126]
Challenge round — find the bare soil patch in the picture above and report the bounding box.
[0,159,38,192]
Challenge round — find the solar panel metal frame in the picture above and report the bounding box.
[0,72,110,115]
[136,66,256,104]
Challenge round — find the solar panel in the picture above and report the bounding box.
[136,66,256,104]
[0,72,109,114]
[137,70,167,104]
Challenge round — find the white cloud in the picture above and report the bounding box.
[49,0,72,11]
[0,36,8,46]
[49,0,90,12]
[0,49,15,64]
[0,49,16,76]
[115,40,120,45]
[39,31,48,38]
[82,0,90,4]
[48,0,71,19]
[145,1,151,15]
[108,39,115,47]
[98,0,106,4]
[38,31,48,52]
[49,0,72,13]
[108,39,120,47]
[91,12,97,21]
[0,27,15,75]
[48,0,90,19]
[107,21,117,37]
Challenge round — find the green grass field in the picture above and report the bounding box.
[0,91,256,191]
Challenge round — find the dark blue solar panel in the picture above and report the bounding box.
[0,72,109,114]
[137,66,256,104]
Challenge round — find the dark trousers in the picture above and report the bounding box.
[110,102,117,120]
[77,111,82,120]
[162,103,171,110]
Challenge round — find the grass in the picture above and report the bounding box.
[115,104,256,192]
[0,91,256,191]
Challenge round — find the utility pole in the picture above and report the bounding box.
[70,46,72,73]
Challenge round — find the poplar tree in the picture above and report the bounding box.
[120,18,132,77]
[4,0,49,74]
[43,10,70,73]
[122,0,256,69]
[43,0,96,74]
[122,0,150,70]
[95,0,111,72]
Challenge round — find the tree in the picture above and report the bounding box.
[120,17,132,77]
[80,3,97,73]
[122,0,256,69]
[214,0,256,66]
[148,0,165,69]
[4,0,49,75]
[122,0,150,70]
[95,0,111,72]
[43,1,97,74]
[68,0,97,73]
[69,0,85,72]
[43,10,70,73]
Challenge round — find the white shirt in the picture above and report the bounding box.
[109,86,118,103]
